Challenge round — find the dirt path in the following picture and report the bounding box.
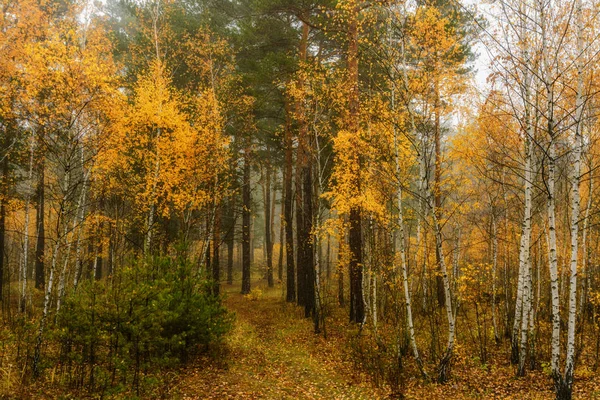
[171,283,385,399]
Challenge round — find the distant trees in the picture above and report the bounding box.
[4,0,600,399]
[0,0,232,389]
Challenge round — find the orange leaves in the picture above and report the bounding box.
[97,60,229,221]
[18,8,119,124]
[458,263,493,303]
[326,96,413,223]
[411,6,460,64]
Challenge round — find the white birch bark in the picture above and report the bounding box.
[514,105,533,367]
[57,166,88,312]
[580,173,592,309]
[548,139,561,378]
[518,101,534,373]
[513,1,534,355]
[516,0,537,371]
[430,196,455,374]
[396,182,426,378]
[393,19,427,376]
[565,0,584,389]
[145,155,160,256]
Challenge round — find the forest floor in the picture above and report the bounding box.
[171,281,387,399]
[169,281,600,400]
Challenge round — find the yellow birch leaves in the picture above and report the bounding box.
[97,60,228,222]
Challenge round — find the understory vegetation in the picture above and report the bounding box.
[3,0,600,399]
[1,257,231,398]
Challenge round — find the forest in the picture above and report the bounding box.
[1,0,600,399]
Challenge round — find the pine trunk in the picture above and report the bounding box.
[241,147,252,295]
[265,162,274,287]
[284,101,296,302]
[347,2,364,324]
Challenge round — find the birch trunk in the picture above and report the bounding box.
[513,133,532,366]
[33,166,69,375]
[431,197,455,383]
[562,1,584,396]
[33,237,60,377]
[396,182,426,378]
[513,3,534,364]
[548,139,561,379]
[580,173,592,312]
[518,120,534,374]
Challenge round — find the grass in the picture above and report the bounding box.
[6,272,600,399]
[171,280,386,399]
[170,278,600,400]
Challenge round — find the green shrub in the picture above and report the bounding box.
[55,256,232,395]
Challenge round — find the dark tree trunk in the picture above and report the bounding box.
[349,207,364,323]
[205,213,211,280]
[241,148,251,295]
[108,228,114,277]
[35,160,45,289]
[326,233,331,280]
[295,162,305,306]
[226,196,236,285]
[338,268,344,307]
[265,162,274,287]
[227,231,234,285]
[284,102,296,302]
[338,233,345,307]
[278,173,284,282]
[303,162,315,319]
[95,196,105,281]
[250,219,254,266]
[347,7,364,324]
[295,22,310,308]
[94,254,103,281]
[212,204,221,296]
[88,241,95,280]
[0,154,8,301]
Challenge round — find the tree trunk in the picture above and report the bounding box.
[57,164,89,313]
[548,139,561,381]
[347,2,364,325]
[284,101,296,302]
[434,78,445,309]
[278,171,284,282]
[35,159,45,289]
[580,173,592,313]
[431,195,455,383]
[241,147,252,295]
[265,162,274,287]
[0,153,7,301]
[21,137,35,312]
[303,160,315,318]
[397,182,426,378]
[94,196,105,281]
[491,211,500,342]
[226,195,236,285]
[212,203,221,296]
[562,3,584,396]
[513,26,534,366]
[295,22,309,308]
[516,123,533,376]
[295,158,305,306]
[33,237,60,377]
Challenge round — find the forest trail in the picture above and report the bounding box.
[172,282,386,400]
